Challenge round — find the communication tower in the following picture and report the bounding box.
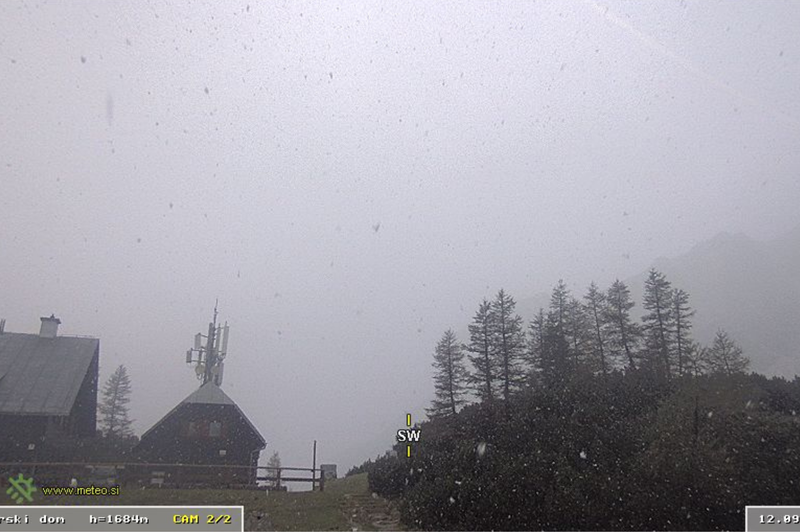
[185,300,230,386]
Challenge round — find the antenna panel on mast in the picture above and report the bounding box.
[194,333,202,351]
[220,325,230,357]
[212,361,224,386]
[214,326,223,352]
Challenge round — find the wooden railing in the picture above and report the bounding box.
[0,461,327,491]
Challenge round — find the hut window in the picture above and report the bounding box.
[186,421,198,437]
[209,421,222,438]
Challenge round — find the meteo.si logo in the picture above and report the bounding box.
[396,413,421,457]
[6,474,36,504]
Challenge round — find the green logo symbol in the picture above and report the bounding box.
[6,473,36,504]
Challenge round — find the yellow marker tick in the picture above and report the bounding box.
[407,445,411,457]
[407,413,411,426]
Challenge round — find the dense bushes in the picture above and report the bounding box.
[369,372,800,530]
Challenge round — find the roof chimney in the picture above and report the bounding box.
[39,315,61,338]
[0,319,5,334]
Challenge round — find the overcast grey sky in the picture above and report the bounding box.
[1,0,799,476]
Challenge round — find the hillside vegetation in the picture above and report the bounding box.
[367,265,800,530]
[370,372,800,530]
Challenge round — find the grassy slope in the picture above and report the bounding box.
[30,474,376,531]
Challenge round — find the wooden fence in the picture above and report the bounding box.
[0,462,327,491]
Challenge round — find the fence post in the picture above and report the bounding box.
[311,440,317,491]
[276,467,282,490]
[319,469,325,492]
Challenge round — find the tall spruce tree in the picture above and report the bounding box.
[642,269,675,379]
[98,364,134,438]
[540,310,571,387]
[527,308,547,387]
[549,280,571,362]
[427,329,469,418]
[584,282,609,375]
[604,279,640,370]
[706,330,750,376]
[490,289,526,404]
[672,288,696,376]
[549,280,570,331]
[565,296,591,372]
[466,299,497,403]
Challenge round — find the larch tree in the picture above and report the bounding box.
[98,364,134,438]
[491,289,526,404]
[427,329,469,418]
[683,340,710,377]
[642,269,675,379]
[584,282,609,376]
[672,288,696,377]
[466,299,497,404]
[542,281,575,384]
[604,279,640,370]
[706,330,750,376]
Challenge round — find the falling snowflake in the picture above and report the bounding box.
[476,442,487,458]
[579,450,587,459]
[449,496,455,504]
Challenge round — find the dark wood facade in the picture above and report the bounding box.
[0,330,99,462]
[133,383,266,487]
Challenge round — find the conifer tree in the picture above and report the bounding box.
[490,290,526,404]
[642,269,675,379]
[542,281,577,383]
[604,279,640,370]
[683,340,709,377]
[584,282,609,375]
[565,296,591,372]
[527,308,547,386]
[706,330,750,376]
[672,288,696,376]
[540,310,571,387]
[98,364,134,438]
[466,299,497,403]
[427,329,469,418]
[549,280,570,331]
[266,451,282,489]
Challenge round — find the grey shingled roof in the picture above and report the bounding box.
[182,381,236,406]
[141,382,266,446]
[0,332,99,416]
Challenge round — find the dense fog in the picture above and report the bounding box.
[1,0,798,477]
